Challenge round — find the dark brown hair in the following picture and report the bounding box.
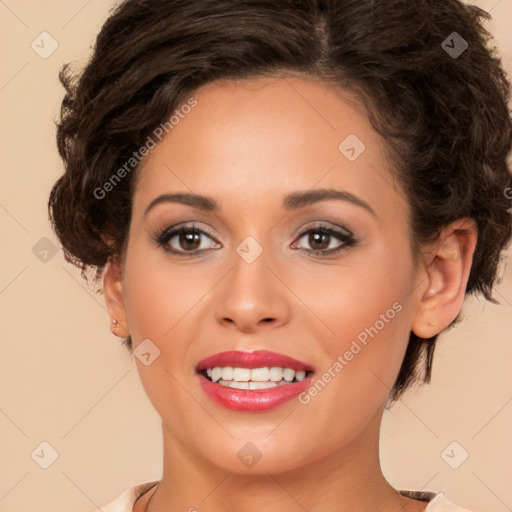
[49,0,512,401]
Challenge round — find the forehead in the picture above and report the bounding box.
[133,76,406,221]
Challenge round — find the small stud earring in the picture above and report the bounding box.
[112,319,119,326]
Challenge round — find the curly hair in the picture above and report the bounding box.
[48,0,512,401]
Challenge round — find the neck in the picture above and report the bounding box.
[145,409,417,512]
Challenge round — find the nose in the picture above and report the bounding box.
[214,246,291,333]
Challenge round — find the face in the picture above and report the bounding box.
[111,75,427,474]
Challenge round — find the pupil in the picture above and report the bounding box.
[180,230,200,250]
[310,232,329,251]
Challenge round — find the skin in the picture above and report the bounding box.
[104,75,477,512]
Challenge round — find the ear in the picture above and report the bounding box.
[412,217,478,338]
[103,258,130,337]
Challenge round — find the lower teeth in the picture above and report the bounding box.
[203,375,304,389]
[218,379,280,390]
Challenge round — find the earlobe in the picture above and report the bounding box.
[412,218,478,339]
[103,259,130,337]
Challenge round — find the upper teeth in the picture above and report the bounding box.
[206,367,306,383]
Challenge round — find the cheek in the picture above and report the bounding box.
[307,241,415,403]
[122,247,198,343]
[121,249,205,439]
[315,242,412,347]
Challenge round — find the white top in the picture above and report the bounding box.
[95,481,475,511]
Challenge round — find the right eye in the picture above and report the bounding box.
[154,224,221,256]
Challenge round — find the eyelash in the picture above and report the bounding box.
[153,223,357,258]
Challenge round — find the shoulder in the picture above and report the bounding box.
[400,490,475,512]
[426,493,475,512]
[95,484,474,512]
[93,481,159,512]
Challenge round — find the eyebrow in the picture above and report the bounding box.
[283,188,376,216]
[144,188,376,217]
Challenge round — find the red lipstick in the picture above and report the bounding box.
[196,350,314,372]
[196,350,315,412]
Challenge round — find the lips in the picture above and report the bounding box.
[195,350,315,412]
[196,350,314,372]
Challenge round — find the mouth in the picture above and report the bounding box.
[199,366,313,388]
[195,350,315,412]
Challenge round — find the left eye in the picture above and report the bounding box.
[292,226,355,255]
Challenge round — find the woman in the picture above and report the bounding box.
[48,0,512,510]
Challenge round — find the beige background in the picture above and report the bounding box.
[1,1,511,511]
